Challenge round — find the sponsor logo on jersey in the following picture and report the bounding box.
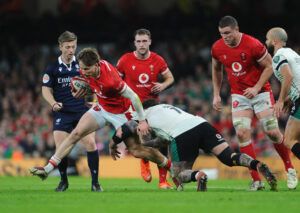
[138,73,149,84]
[42,74,50,83]
[232,62,242,72]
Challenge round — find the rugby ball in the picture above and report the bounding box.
[70,76,91,94]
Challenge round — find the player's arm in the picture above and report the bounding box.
[121,85,149,135]
[243,53,273,98]
[212,57,223,111]
[255,53,274,91]
[274,63,293,117]
[42,86,62,111]
[151,68,174,94]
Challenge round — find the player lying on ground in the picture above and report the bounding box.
[110,99,278,191]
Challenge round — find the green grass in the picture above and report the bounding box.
[0,177,299,213]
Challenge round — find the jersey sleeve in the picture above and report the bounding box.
[111,67,126,93]
[211,42,218,59]
[156,55,168,74]
[116,55,125,77]
[273,54,288,72]
[42,65,54,88]
[251,38,268,62]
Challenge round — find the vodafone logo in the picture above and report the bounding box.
[231,62,242,72]
[138,73,149,84]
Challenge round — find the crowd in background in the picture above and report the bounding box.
[0,0,299,159]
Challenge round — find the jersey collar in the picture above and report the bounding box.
[58,56,76,71]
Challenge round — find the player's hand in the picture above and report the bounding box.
[274,101,284,118]
[243,87,259,99]
[213,96,222,111]
[151,82,164,94]
[52,102,63,112]
[109,141,121,160]
[283,99,293,113]
[72,87,87,99]
[137,120,150,135]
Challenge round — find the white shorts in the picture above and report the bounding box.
[87,104,134,130]
[231,92,274,113]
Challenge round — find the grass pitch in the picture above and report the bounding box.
[0,177,299,213]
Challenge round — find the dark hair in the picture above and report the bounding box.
[58,31,77,44]
[77,48,100,66]
[218,16,238,28]
[134,28,151,39]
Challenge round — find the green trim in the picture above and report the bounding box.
[170,139,180,162]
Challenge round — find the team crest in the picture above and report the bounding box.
[59,67,62,72]
[273,55,280,63]
[223,55,227,60]
[150,65,154,72]
[132,65,136,70]
[240,52,247,61]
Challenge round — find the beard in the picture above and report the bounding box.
[267,44,275,56]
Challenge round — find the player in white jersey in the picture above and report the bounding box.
[110,99,278,191]
[266,28,300,175]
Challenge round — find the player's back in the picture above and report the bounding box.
[42,56,88,113]
[212,34,271,95]
[273,48,300,101]
[145,104,206,138]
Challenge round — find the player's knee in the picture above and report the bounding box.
[216,147,235,167]
[265,129,282,143]
[128,144,143,158]
[70,128,85,143]
[233,117,251,141]
[260,116,281,143]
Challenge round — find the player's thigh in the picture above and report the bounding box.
[74,110,103,137]
[231,94,253,114]
[253,92,275,118]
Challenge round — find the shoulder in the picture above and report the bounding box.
[150,52,166,62]
[273,48,288,64]
[243,34,263,47]
[43,61,60,76]
[212,39,223,49]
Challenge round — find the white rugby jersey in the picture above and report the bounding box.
[272,47,300,102]
[145,104,206,140]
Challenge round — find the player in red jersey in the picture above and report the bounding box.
[211,16,297,190]
[117,29,174,189]
[29,48,173,183]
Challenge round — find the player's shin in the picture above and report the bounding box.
[291,143,300,159]
[44,155,61,173]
